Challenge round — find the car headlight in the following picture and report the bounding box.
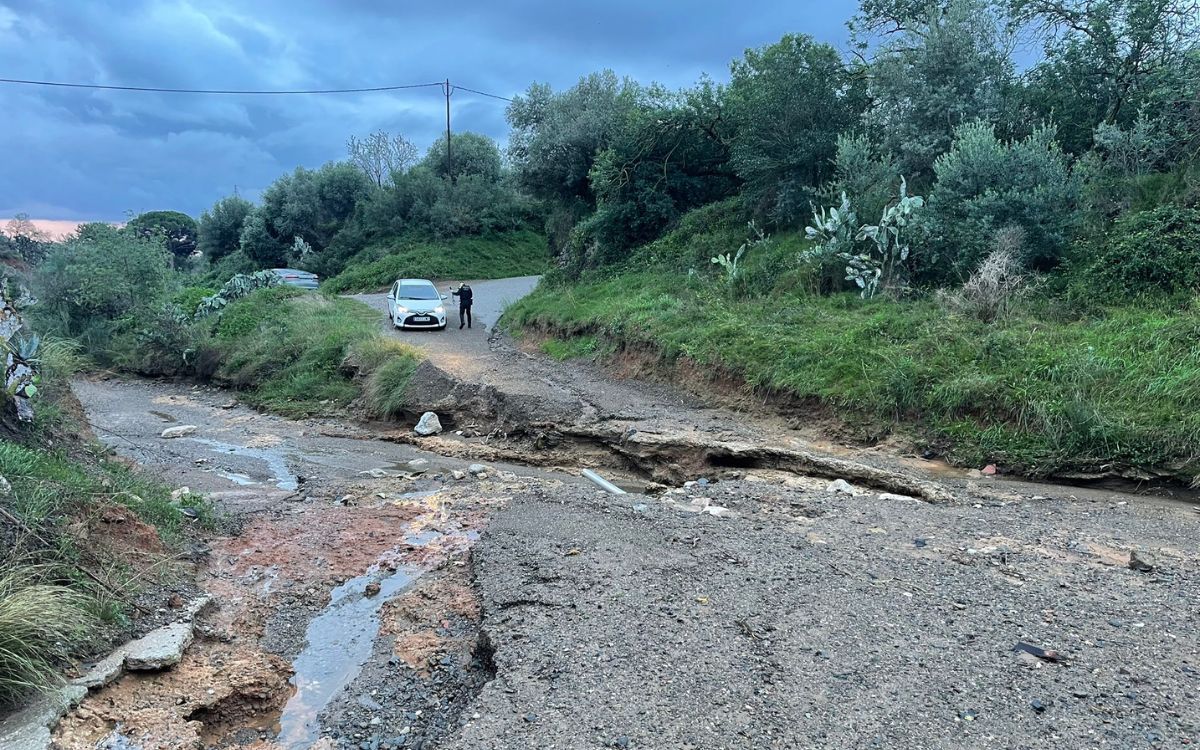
[396,306,409,314]
[434,305,445,315]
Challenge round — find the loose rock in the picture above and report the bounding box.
[1128,550,1155,573]
[414,412,443,436]
[826,479,855,494]
[124,622,194,670]
[159,425,197,439]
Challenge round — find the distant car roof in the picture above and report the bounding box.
[271,268,318,276]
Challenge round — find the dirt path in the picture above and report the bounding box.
[49,279,1200,749]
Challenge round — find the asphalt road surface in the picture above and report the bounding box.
[350,275,541,337]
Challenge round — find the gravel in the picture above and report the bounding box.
[447,479,1200,749]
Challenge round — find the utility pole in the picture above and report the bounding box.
[443,78,454,184]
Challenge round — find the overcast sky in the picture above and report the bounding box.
[0,1,854,223]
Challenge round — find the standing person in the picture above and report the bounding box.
[450,282,473,329]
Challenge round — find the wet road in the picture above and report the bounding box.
[349,275,540,342]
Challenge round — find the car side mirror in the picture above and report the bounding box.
[440,294,448,301]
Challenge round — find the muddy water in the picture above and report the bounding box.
[275,563,422,747]
[274,528,478,749]
[188,437,300,491]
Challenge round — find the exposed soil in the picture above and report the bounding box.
[44,278,1200,749]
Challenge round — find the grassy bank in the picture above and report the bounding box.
[324,230,549,293]
[203,287,423,419]
[0,407,213,704]
[507,269,1200,481]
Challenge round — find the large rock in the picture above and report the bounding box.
[159,425,197,439]
[414,412,443,436]
[0,684,87,750]
[124,622,194,670]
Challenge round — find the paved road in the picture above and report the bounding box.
[349,275,541,338]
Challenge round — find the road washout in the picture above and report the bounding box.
[47,278,1200,748]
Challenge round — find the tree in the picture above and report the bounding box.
[1012,0,1199,152]
[420,132,503,183]
[239,162,372,268]
[197,194,253,262]
[581,81,737,265]
[1,214,49,264]
[725,34,863,220]
[924,121,1078,279]
[863,0,1016,179]
[507,72,645,206]
[126,210,198,261]
[347,131,419,187]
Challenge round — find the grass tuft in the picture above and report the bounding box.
[0,564,95,706]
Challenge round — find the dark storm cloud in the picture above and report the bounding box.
[0,0,854,221]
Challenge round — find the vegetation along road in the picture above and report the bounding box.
[2,0,1198,747]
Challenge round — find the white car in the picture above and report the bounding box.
[386,278,448,330]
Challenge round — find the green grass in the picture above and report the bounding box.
[208,286,423,418]
[0,439,214,704]
[506,270,1200,480]
[323,230,549,293]
[540,334,606,361]
[0,566,94,705]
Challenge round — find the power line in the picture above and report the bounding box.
[0,77,446,95]
[453,85,514,103]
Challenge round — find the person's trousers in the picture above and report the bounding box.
[459,304,472,328]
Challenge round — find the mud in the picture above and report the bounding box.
[45,280,1199,749]
[56,377,539,749]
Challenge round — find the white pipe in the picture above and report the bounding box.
[581,469,627,495]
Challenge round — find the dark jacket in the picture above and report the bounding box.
[452,285,473,305]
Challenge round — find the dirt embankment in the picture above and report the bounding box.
[43,288,1200,749]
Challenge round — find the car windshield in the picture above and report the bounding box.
[398,284,439,300]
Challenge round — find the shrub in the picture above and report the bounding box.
[1080,206,1200,299]
[32,225,171,341]
[925,122,1078,280]
[173,286,216,316]
[937,228,1033,322]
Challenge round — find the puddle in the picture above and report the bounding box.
[189,438,298,491]
[273,529,475,749]
[218,471,259,486]
[148,410,177,422]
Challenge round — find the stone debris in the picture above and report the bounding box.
[826,479,856,494]
[0,684,87,750]
[159,425,197,439]
[414,412,443,436]
[124,622,194,671]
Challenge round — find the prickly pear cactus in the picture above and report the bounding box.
[1,287,35,422]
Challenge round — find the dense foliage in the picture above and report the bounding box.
[195,130,544,281]
[505,0,1197,287]
[502,0,1200,480]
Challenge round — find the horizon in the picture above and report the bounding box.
[0,1,853,223]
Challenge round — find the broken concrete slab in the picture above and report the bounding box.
[73,650,127,690]
[124,622,194,671]
[0,684,87,750]
[159,425,197,439]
